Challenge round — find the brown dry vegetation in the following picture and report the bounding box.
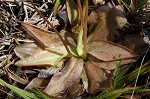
[0,0,150,98]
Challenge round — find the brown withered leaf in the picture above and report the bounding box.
[89,56,136,70]
[22,22,67,54]
[15,22,76,67]
[60,30,77,47]
[63,80,83,98]
[25,78,50,91]
[118,34,149,54]
[87,5,127,42]
[85,61,112,94]
[7,69,28,85]
[14,43,41,59]
[43,57,83,96]
[87,40,138,61]
[22,22,77,51]
[87,5,111,42]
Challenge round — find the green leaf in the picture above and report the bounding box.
[0,79,38,99]
[66,47,78,57]
[77,27,84,56]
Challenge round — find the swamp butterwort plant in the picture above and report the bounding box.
[13,0,140,97]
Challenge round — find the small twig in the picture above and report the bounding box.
[23,3,29,21]
[0,29,6,38]
[29,0,71,55]
[0,89,17,99]
[30,3,46,21]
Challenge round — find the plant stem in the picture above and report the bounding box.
[30,0,71,55]
[83,0,88,58]
[77,0,83,21]
[77,0,88,58]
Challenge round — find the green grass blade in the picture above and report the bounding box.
[126,88,150,93]
[95,87,139,99]
[114,63,133,87]
[116,61,150,88]
[106,93,122,99]
[0,79,38,99]
[33,88,48,99]
[113,61,122,76]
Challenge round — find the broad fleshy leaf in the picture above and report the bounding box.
[14,42,65,67]
[15,23,79,67]
[15,50,63,66]
[14,43,41,59]
[87,40,138,61]
[43,57,83,96]
[22,22,67,54]
[85,61,112,94]
[89,57,136,70]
